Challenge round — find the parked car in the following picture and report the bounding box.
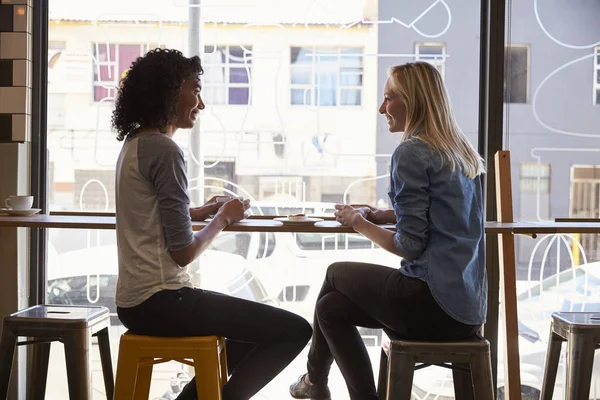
[409,262,600,400]
[47,244,274,325]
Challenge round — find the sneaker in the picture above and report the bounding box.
[289,373,331,400]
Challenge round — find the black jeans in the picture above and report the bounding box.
[117,287,312,400]
[306,262,480,400]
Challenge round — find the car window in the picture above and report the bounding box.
[256,232,276,258]
[208,232,252,259]
[295,233,376,251]
[47,275,118,312]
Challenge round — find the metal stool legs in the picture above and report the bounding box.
[95,327,115,400]
[541,329,563,400]
[566,332,596,400]
[469,352,494,400]
[63,329,92,399]
[30,342,51,400]
[452,363,475,400]
[0,328,17,399]
[383,339,493,400]
[386,352,414,400]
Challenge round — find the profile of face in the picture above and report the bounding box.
[379,78,407,133]
[175,78,205,129]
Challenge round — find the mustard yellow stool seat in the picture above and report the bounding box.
[114,332,227,400]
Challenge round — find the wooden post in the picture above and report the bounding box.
[494,150,522,400]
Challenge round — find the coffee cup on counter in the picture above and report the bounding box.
[5,195,34,210]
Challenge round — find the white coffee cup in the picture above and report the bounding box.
[5,195,34,210]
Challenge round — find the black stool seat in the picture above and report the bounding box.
[379,334,494,400]
[541,312,600,400]
[0,304,114,400]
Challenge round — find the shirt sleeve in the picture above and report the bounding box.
[139,137,194,252]
[389,144,430,260]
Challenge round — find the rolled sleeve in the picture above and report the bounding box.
[389,144,430,259]
[141,139,194,252]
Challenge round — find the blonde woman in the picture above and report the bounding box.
[289,62,486,400]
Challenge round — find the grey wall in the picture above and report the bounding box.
[377,0,600,276]
[376,0,481,204]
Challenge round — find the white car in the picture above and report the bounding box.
[409,262,600,400]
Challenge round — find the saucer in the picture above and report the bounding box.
[273,216,324,225]
[1,208,42,216]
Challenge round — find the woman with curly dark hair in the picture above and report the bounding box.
[112,48,312,400]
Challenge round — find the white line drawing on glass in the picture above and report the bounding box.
[336,0,452,38]
[534,0,600,50]
[531,53,599,138]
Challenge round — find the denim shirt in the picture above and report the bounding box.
[388,138,486,325]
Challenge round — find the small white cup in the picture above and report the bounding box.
[5,195,33,210]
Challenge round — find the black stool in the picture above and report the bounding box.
[378,335,494,400]
[541,312,600,400]
[0,305,114,399]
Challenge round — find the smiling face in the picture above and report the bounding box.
[174,78,205,130]
[379,78,407,133]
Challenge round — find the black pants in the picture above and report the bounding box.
[306,262,480,400]
[117,287,312,400]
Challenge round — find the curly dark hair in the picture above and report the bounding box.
[111,48,203,141]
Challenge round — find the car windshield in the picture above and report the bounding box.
[208,232,252,259]
[518,266,600,300]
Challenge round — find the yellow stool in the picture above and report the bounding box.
[114,332,227,400]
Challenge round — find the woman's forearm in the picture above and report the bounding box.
[352,216,406,258]
[374,209,396,224]
[189,204,217,221]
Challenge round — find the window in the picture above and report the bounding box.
[520,162,550,194]
[504,45,529,103]
[295,233,376,251]
[203,45,252,105]
[594,47,600,105]
[290,47,362,106]
[415,43,446,78]
[92,43,150,102]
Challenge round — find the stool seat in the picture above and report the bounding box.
[4,304,110,330]
[114,331,227,400]
[541,312,600,400]
[379,335,494,400]
[0,304,114,400]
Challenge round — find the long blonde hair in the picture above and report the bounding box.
[388,62,485,178]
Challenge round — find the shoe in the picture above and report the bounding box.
[289,373,331,400]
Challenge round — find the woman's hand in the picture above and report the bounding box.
[214,198,251,225]
[189,196,221,221]
[350,203,395,225]
[334,204,369,228]
[190,196,241,221]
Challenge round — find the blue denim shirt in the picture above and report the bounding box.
[389,138,486,325]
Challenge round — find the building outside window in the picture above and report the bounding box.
[202,45,252,105]
[504,44,529,103]
[520,162,550,194]
[92,43,151,102]
[290,47,362,106]
[415,43,446,78]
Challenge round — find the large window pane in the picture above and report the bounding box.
[46,0,483,398]
[507,1,600,399]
